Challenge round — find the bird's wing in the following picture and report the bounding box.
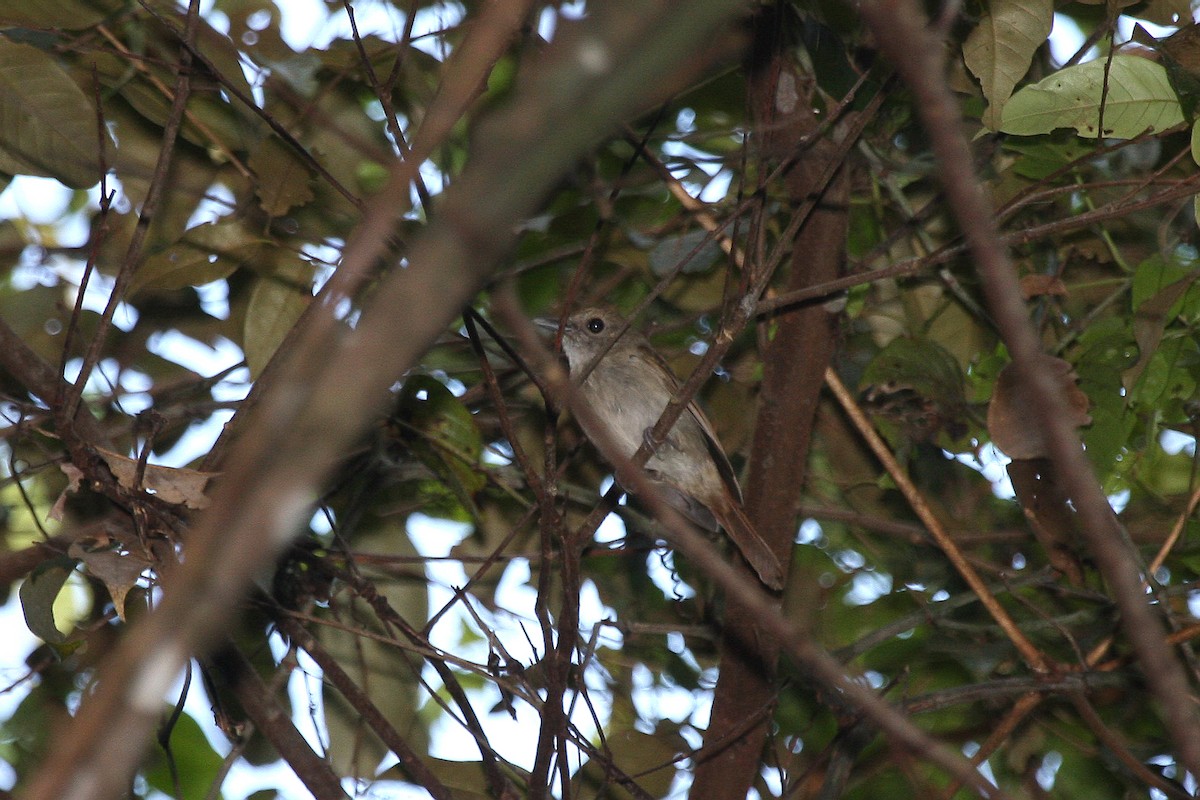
[637,342,745,505]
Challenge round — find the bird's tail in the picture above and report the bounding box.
[718,501,785,591]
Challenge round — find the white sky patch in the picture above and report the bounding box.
[0,593,42,719]
[0,176,75,225]
[195,278,231,320]
[141,331,248,466]
[1161,429,1196,456]
[185,182,237,228]
[162,648,322,799]
[53,260,140,331]
[661,139,732,203]
[129,638,189,713]
[1048,15,1087,65]
[1118,14,1187,39]
[275,0,328,49]
[409,4,467,60]
[411,513,612,772]
[146,330,244,377]
[537,0,587,40]
[950,444,1015,500]
[1051,12,1192,66]
[579,578,622,650]
[276,0,467,59]
[845,570,893,606]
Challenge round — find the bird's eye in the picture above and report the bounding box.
[586,317,605,334]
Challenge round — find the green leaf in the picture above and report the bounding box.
[133,220,261,295]
[0,0,112,29]
[999,55,1184,139]
[574,725,684,798]
[243,262,312,378]
[19,560,75,644]
[648,228,721,276]
[1129,335,1198,411]
[395,375,486,521]
[963,0,1053,129]
[859,336,968,450]
[1074,320,1139,480]
[248,136,315,216]
[0,40,103,188]
[388,757,493,800]
[1125,253,1200,389]
[1001,136,1093,179]
[143,709,224,798]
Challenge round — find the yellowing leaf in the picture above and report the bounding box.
[1192,118,1200,166]
[999,55,1183,139]
[963,0,1053,129]
[0,40,103,188]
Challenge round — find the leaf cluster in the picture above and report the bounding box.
[1,1,1200,799]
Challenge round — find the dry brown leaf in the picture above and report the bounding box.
[48,462,85,522]
[68,538,151,620]
[95,447,214,509]
[987,355,1092,460]
[1019,274,1068,299]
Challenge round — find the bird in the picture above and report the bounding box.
[539,306,785,590]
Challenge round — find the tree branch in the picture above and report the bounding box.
[21,3,757,797]
[858,0,1200,777]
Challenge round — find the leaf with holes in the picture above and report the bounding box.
[1000,55,1183,138]
[95,447,215,509]
[68,538,150,620]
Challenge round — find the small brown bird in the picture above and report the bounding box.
[540,307,784,590]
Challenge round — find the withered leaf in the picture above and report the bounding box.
[69,538,151,620]
[1019,274,1068,300]
[987,355,1092,460]
[95,447,214,509]
[48,462,85,522]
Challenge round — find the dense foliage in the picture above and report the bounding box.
[3,0,1200,798]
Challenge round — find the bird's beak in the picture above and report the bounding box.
[533,317,560,333]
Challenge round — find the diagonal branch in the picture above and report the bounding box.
[825,369,1050,672]
[858,0,1200,777]
[20,3,760,798]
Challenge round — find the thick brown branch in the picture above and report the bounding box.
[204,644,349,800]
[858,0,1200,777]
[695,25,851,795]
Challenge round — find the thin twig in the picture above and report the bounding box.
[64,0,203,424]
[858,0,1200,776]
[824,368,1050,672]
[495,292,1013,800]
